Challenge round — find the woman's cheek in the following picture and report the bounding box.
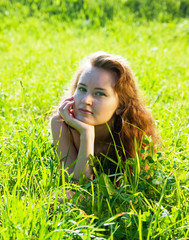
[72,97,79,119]
[72,91,78,102]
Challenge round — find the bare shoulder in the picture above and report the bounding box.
[51,114,70,141]
[69,127,80,151]
[51,114,68,131]
[51,114,78,172]
[51,114,64,125]
[51,114,80,152]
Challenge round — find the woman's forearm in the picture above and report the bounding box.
[73,130,95,180]
[51,114,95,181]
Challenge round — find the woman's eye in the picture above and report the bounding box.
[78,87,87,92]
[95,92,106,97]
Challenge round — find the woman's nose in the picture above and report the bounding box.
[81,93,93,105]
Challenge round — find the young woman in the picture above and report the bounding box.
[51,52,158,181]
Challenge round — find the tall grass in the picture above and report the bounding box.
[0,9,188,239]
[0,0,189,24]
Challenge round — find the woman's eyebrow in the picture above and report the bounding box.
[78,83,106,91]
[78,83,87,86]
[94,87,106,91]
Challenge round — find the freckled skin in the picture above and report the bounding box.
[73,66,119,126]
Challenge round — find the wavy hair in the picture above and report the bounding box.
[70,52,158,159]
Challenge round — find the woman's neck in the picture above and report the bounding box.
[94,120,114,144]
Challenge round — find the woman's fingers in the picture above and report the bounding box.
[69,109,75,117]
[59,100,75,123]
[65,96,74,101]
[59,96,74,108]
[59,101,82,130]
[59,98,74,116]
[59,98,74,114]
[62,100,74,112]
[58,97,94,133]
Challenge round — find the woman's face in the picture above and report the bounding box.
[73,66,119,126]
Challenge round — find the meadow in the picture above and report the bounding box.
[0,5,189,239]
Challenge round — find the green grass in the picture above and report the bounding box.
[0,12,189,239]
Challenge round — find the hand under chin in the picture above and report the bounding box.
[76,115,94,126]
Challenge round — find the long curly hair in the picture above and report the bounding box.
[70,52,158,159]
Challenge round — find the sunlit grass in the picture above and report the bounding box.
[0,12,188,239]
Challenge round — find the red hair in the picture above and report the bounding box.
[71,52,158,159]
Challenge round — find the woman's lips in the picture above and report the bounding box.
[78,108,92,114]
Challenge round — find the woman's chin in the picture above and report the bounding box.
[75,115,94,125]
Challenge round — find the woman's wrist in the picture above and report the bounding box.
[80,127,95,141]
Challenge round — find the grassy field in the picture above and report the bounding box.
[0,11,189,239]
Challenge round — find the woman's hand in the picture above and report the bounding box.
[57,96,94,180]
[59,96,94,137]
